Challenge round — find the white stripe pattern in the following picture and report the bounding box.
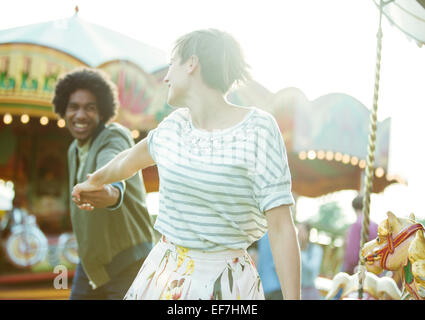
[147,106,294,251]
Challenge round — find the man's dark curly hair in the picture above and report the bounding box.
[52,67,119,123]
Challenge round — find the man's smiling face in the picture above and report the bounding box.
[65,89,102,146]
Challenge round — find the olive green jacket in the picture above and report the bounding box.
[68,123,154,289]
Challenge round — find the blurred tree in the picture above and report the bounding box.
[307,201,352,277]
[309,201,351,237]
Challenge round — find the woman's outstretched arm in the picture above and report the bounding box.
[72,137,155,201]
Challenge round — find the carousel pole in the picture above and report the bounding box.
[357,0,388,299]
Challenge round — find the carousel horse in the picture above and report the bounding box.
[361,211,425,300]
[325,271,401,300]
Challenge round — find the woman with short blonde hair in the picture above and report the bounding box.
[72,28,301,300]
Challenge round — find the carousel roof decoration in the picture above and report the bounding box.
[373,0,425,47]
[228,84,397,198]
[0,6,169,132]
[0,7,166,73]
[356,1,424,299]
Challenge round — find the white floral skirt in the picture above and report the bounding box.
[124,237,265,300]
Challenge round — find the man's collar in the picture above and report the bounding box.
[92,122,106,141]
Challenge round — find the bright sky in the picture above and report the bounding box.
[1,0,424,222]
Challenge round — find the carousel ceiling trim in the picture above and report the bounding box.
[0,103,56,118]
[98,59,160,87]
[0,42,89,66]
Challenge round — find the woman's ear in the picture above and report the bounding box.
[187,55,199,74]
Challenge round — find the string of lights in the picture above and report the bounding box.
[1,113,142,139]
[297,150,405,184]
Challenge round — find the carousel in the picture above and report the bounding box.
[229,0,425,300]
[0,7,169,284]
[0,2,422,300]
[324,0,425,300]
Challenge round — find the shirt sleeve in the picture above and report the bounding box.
[146,128,158,163]
[96,131,132,211]
[146,108,181,164]
[106,181,125,211]
[96,134,132,168]
[253,114,295,213]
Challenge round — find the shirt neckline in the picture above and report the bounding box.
[76,137,92,155]
[187,107,256,137]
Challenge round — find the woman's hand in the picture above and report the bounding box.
[72,174,104,203]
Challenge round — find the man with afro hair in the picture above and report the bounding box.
[53,67,154,299]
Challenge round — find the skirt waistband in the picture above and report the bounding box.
[159,235,247,261]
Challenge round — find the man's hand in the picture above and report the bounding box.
[72,184,120,211]
[72,173,104,202]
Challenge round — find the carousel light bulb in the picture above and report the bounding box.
[298,151,307,160]
[342,154,350,164]
[351,156,359,166]
[317,150,325,160]
[325,151,334,161]
[359,160,366,169]
[3,113,12,125]
[310,228,318,243]
[57,119,66,128]
[20,114,30,124]
[307,150,316,160]
[40,116,49,126]
[335,152,343,162]
[131,130,140,139]
[375,167,385,178]
[5,181,14,189]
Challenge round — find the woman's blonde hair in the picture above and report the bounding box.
[173,29,251,93]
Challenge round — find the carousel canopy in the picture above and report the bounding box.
[374,0,425,47]
[0,11,166,72]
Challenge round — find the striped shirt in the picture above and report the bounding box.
[147,106,294,251]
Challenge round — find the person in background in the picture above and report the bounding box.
[342,195,378,275]
[298,222,323,300]
[52,68,154,299]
